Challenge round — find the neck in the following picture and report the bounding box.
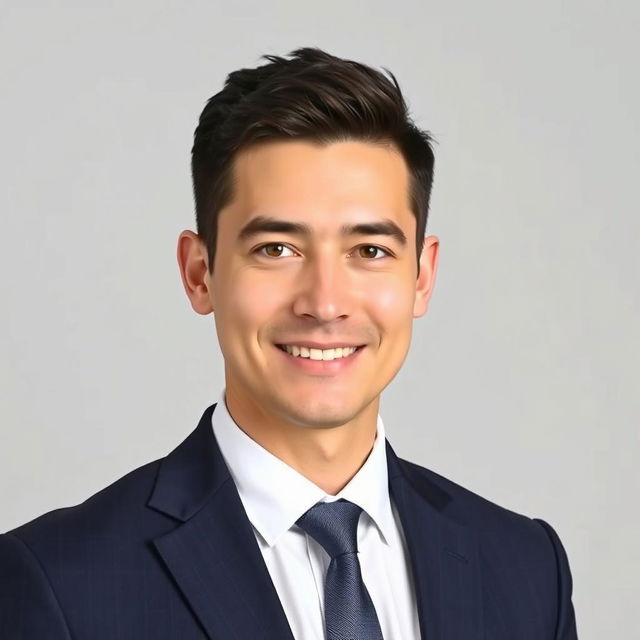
[223,387,379,495]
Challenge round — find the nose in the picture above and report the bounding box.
[291,252,353,323]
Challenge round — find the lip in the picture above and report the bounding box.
[274,343,365,374]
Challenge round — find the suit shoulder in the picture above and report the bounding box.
[396,457,578,634]
[397,457,558,553]
[4,457,166,546]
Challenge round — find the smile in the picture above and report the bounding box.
[274,343,365,375]
[276,344,363,361]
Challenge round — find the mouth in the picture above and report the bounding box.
[275,344,365,361]
[273,343,366,375]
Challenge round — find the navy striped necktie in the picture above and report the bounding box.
[296,499,384,640]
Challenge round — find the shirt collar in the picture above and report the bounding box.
[211,389,395,548]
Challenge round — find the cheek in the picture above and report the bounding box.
[366,278,415,325]
[216,271,286,337]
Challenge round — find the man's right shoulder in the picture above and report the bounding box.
[2,456,168,552]
[0,447,201,639]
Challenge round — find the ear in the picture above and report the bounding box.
[413,235,439,318]
[176,230,215,315]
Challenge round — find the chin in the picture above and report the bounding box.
[277,397,359,430]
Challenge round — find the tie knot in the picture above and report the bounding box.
[296,499,363,559]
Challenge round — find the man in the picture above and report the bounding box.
[0,47,578,639]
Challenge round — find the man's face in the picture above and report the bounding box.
[184,139,438,432]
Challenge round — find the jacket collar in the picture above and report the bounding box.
[147,403,226,522]
[148,403,483,640]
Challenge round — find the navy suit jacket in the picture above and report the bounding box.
[0,403,578,639]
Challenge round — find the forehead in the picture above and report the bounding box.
[221,139,414,232]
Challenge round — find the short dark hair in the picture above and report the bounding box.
[191,47,436,274]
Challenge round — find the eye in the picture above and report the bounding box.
[255,243,297,258]
[356,245,391,259]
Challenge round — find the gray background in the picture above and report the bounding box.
[1,1,638,637]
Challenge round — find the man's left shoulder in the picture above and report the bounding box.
[398,459,577,640]
[396,455,570,566]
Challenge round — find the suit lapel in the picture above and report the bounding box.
[387,442,484,640]
[148,404,294,640]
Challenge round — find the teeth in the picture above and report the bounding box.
[282,345,358,359]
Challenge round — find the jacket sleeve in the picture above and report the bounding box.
[534,519,579,639]
[0,532,71,640]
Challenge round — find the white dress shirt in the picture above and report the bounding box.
[211,389,421,640]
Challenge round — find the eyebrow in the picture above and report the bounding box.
[237,215,407,246]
